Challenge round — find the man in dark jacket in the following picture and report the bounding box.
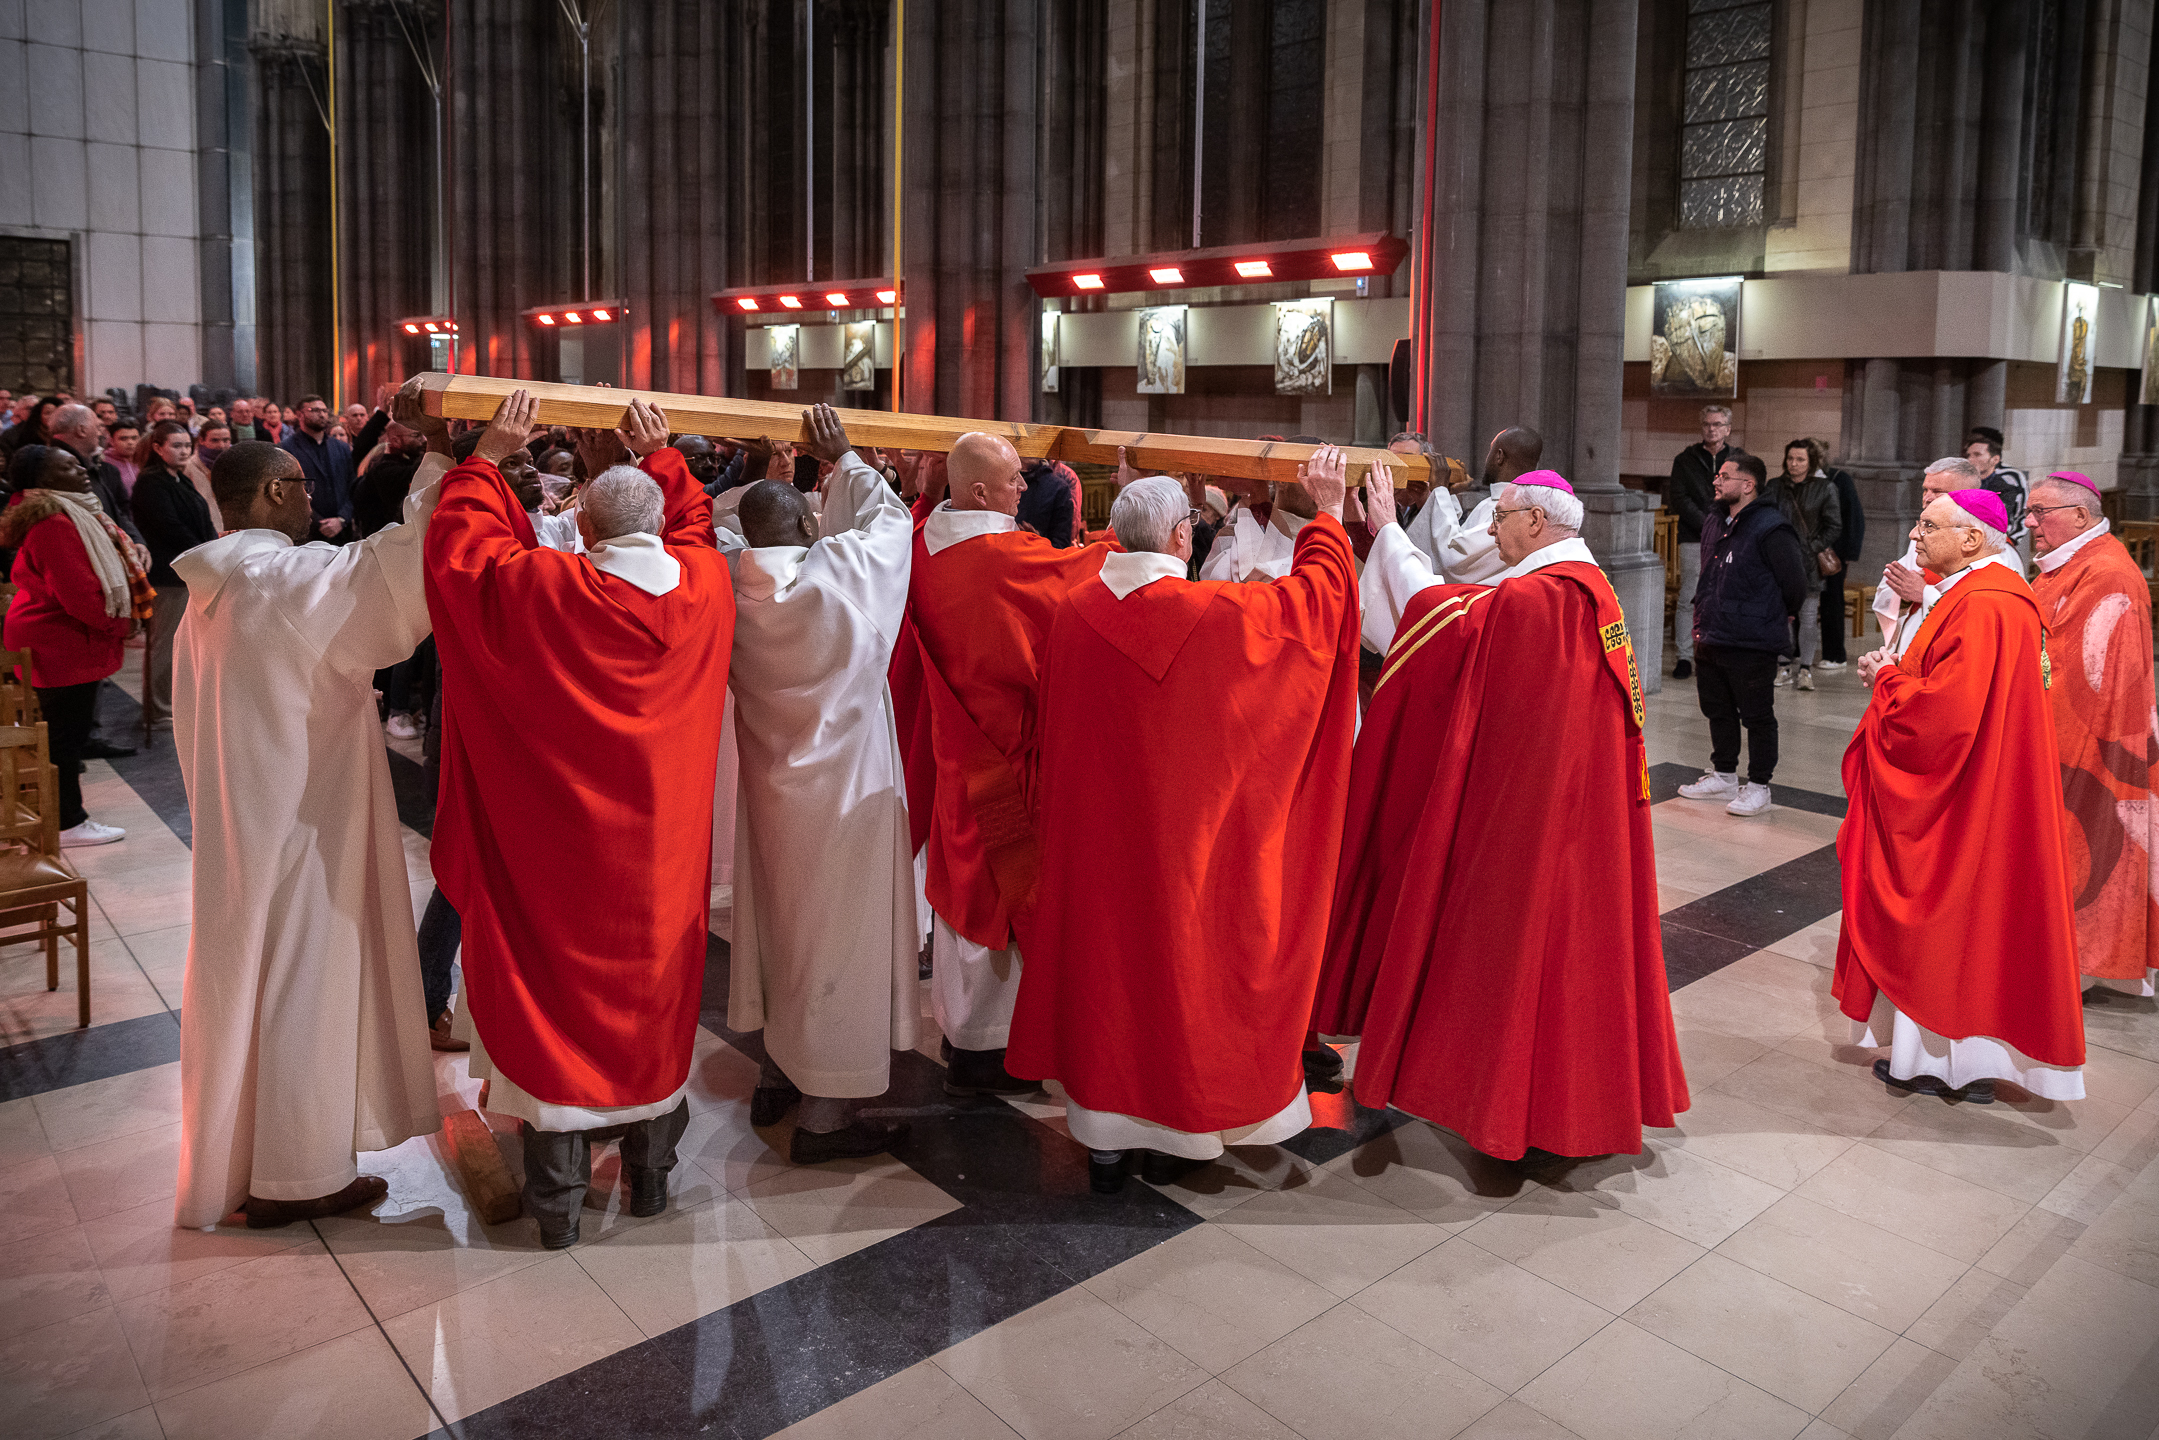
[279,394,357,544]
[1016,457,1077,548]
[46,403,146,547]
[1679,450,1808,818]
[1666,404,1733,679]
[1818,446,1864,668]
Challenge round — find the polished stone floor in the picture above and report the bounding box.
[2,645,2155,1440]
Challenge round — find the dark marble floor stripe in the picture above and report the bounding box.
[94,680,194,845]
[0,1007,180,1101]
[1647,760,1848,818]
[1665,844,1844,953]
[430,938,1203,1440]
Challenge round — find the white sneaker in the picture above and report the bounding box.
[1795,667,1815,692]
[59,820,126,847]
[1774,666,1794,686]
[1815,660,1846,672]
[1726,782,1773,817]
[385,713,420,740]
[1678,770,1739,801]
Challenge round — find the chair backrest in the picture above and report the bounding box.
[0,645,37,726]
[0,724,57,854]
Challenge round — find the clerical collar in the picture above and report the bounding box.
[2035,517,2112,574]
[1491,535,1598,582]
[924,501,1017,555]
[586,532,681,596]
[1099,550,1186,599]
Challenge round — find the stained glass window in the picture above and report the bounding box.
[0,239,74,395]
[1679,0,1772,228]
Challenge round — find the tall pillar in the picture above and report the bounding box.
[1414,0,1659,686]
[900,0,1040,420]
[197,0,253,394]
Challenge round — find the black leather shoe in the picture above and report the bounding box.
[537,1215,581,1249]
[1672,659,1693,679]
[790,1117,909,1165]
[1139,1150,1205,1186]
[749,1081,801,1127]
[1089,1149,1128,1195]
[626,1164,669,1218]
[944,1045,1040,1097]
[1302,1045,1345,1089]
[1873,1058,1996,1104]
[80,740,136,759]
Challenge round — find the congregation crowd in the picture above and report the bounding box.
[0,374,2134,1249]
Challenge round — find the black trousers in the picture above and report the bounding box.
[35,681,100,829]
[1694,644,1779,784]
[1820,566,1849,663]
[521,1100,690,1234]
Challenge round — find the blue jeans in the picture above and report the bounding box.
[419,887,460,1020]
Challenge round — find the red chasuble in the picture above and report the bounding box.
[2030,531,2159,983]
[424,450,735,1106]
[1005,518,1360,1132]
[1834,563,2084,1066]
[904,521,1113,949]
[1312,562,1687,1159]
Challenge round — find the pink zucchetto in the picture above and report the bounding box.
[2047,469,2102,499]
[1947,488,2009,534]
[1512,469,1574,495]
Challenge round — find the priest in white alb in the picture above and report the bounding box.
[173,379,451,1230]
[719,404,919,1164]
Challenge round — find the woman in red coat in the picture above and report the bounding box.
[2,445,136,845]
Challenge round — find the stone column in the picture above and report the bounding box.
[196,0,253,395]
[1413,0,1661,686]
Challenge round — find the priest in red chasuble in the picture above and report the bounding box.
[1840,489,2084,1102]
[1006,454,1360,1194]
[1311,470,1688,1162]
[426,393,735,1248]
[898,432,1113,1095]
[2029,469,2158,999]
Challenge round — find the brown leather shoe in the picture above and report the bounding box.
[430,1010,469,1053]
[243,1175,389,1228]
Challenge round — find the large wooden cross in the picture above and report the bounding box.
[413,372,1448,489]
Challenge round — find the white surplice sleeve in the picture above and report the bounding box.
[1401,488,1459,567]
[282,449,448,676]
[804,451,912,647]
[1360,521,1447,653]
[1199,522,1240,581]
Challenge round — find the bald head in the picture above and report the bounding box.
[738,478,818,549]
[47,403,96,449]
[946,432,1024,515]
[213,440,312,541]
[1482,426,1544,488]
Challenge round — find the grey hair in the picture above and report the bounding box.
[1936,498,2007,554]
[1505,481,1583,534]
[48,403,94,437]
[2029,477,2097,514]
[1923,456,1982,484]
[1700,404,1733,420]
[1110,476,1189,554]
[581,464,665,541]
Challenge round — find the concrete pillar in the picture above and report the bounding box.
[1414,0,1660,686]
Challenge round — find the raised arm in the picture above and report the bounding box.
[1356,477,1443,651]
[616,398,716,551]
[801,403,912,643]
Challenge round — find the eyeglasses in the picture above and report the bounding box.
[1912,520,1976,535]
[1186,508,1204,525]
[2023,503,2089,521]
[1491,506,1540,521]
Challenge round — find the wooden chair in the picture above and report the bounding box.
[2118,519,2159,575]
[1653,510,1680,624]
[1847,584,1879,637]
[0,643,37,727]
[0,723,91,1027]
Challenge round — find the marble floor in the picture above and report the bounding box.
[2,651,2156,1440]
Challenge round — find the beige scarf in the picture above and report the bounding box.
[43,489,132,619]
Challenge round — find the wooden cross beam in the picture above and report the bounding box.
[413,372,1444,488]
